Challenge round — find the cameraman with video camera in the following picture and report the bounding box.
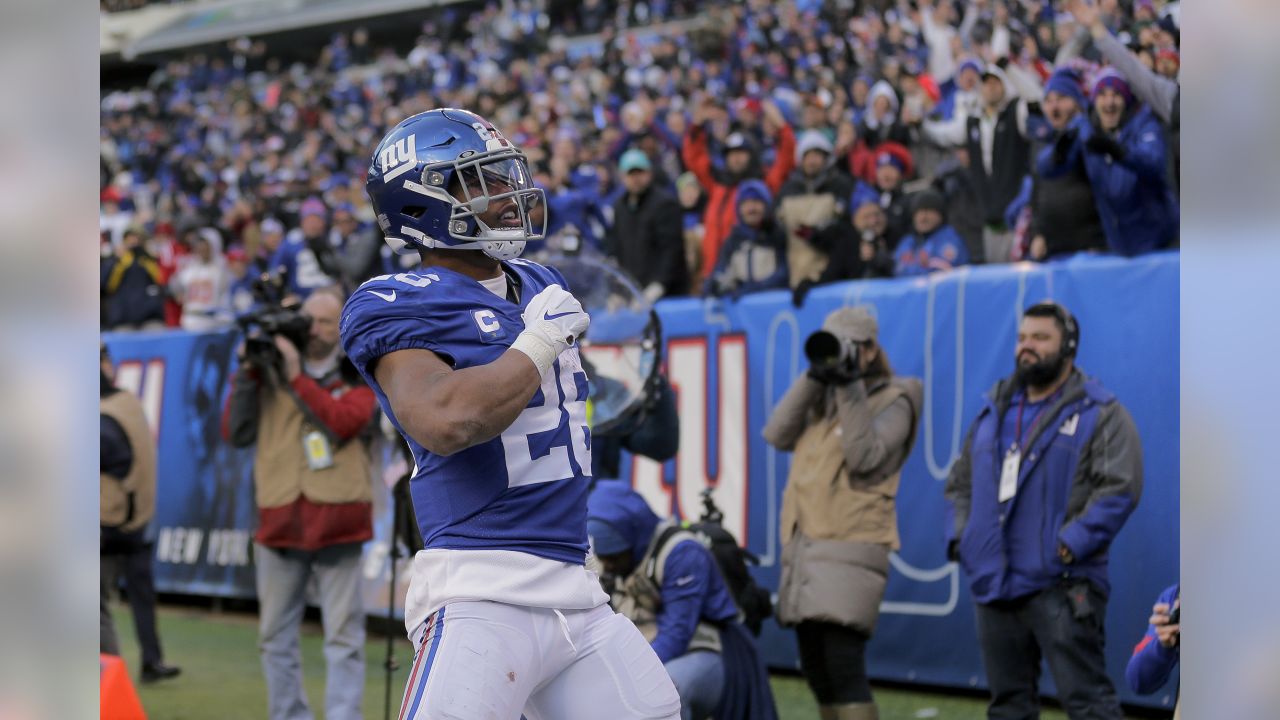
[223,285,377,720]
[762,306,922,720]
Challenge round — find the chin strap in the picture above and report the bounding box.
[389,226,527,260]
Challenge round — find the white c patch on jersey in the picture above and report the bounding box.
[474,309,502,334]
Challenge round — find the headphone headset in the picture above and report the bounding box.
[1024,301,1079,359]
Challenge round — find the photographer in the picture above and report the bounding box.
[223,285,377,720]
[761,307,922,720]
[100,344,181,683]
[586,481,778,720]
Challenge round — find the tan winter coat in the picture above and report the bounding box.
[763,375,922,632]
[253,383,373,509]
[100,390,157,533]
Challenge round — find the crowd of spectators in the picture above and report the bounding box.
[100,0,1180,331]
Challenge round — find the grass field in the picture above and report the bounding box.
[108,602,1089,720]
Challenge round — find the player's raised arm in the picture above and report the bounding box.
[373,283,589,456]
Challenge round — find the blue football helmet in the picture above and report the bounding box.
[366,108,545,261]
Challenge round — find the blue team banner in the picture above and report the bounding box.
[622,251,1179,710]
[101,330,260,598]
[103,252,1178,709]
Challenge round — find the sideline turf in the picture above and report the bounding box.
[108,604,1085,719]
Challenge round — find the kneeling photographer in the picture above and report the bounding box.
[762,307,922,720]
[223,285,377,720]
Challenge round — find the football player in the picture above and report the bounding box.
[340,109,681,719]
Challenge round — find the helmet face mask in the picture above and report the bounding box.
[432,152,544,258]
[368,108,546,261]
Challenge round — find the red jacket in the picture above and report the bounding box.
[222,364,378,550]
[682,124,796,279]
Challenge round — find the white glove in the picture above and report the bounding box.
[510,284,590,376]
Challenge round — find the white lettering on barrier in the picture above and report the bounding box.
[632,335,749,544]
[204,529,251,566]
[113,358,165,442]
[156,527,204,565]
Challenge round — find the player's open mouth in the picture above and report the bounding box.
[497,207,520,225]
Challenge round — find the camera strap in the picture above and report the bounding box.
[273,366,342,447]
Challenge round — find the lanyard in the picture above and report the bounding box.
[1012,390,1058,452]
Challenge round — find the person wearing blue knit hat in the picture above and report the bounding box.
[1044,68,1087,116]
[704,179,788,300]
[1036,65,1178,256]
[1022,67,1107,261]
[849,183,879,215]
[587,481,779,720]
[928,56,984,128]
[956,57,985,81]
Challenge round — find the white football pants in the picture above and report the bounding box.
[397,600,681,720]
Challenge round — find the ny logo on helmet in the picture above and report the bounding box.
[380,134,418,182]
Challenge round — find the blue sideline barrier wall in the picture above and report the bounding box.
[103,252,1179,708]
[621,252,1179,709]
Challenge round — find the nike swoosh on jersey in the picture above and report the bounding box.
[674,575,695,587]
[544,310,577,320]
[368,289,397,302]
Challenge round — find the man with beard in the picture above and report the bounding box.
[224,285,377,720]
[943,302,1142,720]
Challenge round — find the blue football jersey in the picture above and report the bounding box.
[271,232,336,299]
[340,258,594,564]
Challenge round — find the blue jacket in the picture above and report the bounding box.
[1126,583,1180,694]
[523,184,609,256]
[586,481,738,663]
[705,179,788,297]
[269,232,339,299]
[944,370,1143,603]
[1037,108,1178,256]
[893,224,970,276]
[705,222,789,297]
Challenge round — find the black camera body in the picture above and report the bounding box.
[805,329,860,384]
[236,270,312,379]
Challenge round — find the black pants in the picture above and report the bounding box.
[975,582,1123,720]
[795,620,872,704]
[101,529,164,668]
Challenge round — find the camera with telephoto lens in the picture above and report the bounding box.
[235,269,312,381]
[805,329,860,384]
